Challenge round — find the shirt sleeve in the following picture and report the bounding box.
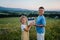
[41,16,46,26]
[21,25,26,31]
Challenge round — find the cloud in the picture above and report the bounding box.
[0,0,60,10]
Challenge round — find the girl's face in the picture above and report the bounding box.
[21,18,27,24]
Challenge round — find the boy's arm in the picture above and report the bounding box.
[34,17,46,27]
[34,24,44,27]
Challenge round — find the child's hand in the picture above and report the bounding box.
[32,23,36,26]
[29,22,36,26]
[29,22,33,26]
[31,21,36,26]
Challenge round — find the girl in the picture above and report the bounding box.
[20,16,32,40]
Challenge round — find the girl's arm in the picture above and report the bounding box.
[24,22,33,32]
[24,25,31,32]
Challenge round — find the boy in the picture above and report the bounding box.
[34,7,46,40]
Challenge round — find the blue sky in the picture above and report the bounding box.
[0,0,60,10]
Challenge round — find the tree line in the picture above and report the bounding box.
[0,11,60,18]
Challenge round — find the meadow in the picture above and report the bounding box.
[0,17,60,40]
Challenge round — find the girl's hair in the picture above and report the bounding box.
[20,15,27,22]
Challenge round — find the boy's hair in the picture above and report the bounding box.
[20,15,27,22]
[39,6,44,9]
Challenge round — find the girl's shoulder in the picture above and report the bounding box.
[21,24,27,27]
[21,24,27,31]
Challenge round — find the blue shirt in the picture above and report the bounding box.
[36,15,46,34]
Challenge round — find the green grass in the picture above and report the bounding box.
[0,17,60,40]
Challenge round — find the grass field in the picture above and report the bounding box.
[0,17,60,40]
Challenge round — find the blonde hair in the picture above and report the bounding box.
[20,16,27,23]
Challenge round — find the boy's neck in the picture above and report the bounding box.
[39,14,43,16]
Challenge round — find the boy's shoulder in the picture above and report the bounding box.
[38,15,45,18]
[41,15,45,20]
[42,15,45,18]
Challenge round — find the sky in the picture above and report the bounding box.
[0,0,60,11]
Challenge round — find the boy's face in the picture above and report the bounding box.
[38,9,44,15]
[21,18,27,24]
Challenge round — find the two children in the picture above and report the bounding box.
[20,16,33,40]
[20,6,46,40]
